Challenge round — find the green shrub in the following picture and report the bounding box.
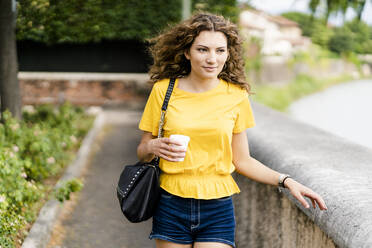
[328,28,354,54]
[311,22,334,48]
[16,0,183,43]
[288,44,339,69]
[54,179,84,202]
[16,0,240,44]
[0,103,92,247]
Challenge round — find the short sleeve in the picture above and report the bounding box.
[233,96,255,133]
[138,84,163,136]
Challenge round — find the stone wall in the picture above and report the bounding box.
[232,103,372,248]
[233,177,337,248]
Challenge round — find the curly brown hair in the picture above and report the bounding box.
[148,12,251,93]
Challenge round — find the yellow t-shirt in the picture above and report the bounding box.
[139,78,255,199]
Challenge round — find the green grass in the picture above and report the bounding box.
[250,74,357,112]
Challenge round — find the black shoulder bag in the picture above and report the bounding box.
[116,78,175,223]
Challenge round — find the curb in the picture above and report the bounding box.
[21,111,106,248]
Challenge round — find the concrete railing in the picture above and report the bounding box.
[233,102,372,248]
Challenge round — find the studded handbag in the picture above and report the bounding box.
[116,78,175,223]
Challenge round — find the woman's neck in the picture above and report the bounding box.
[183,73,220,93]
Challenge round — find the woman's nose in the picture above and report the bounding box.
[206,53,217,63]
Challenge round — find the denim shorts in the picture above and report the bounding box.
[149,189,236,247]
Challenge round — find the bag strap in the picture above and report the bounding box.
[157,78,176,138]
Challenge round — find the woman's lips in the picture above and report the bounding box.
[203,66,217,72]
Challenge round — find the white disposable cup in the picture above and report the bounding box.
[169,134,190,162]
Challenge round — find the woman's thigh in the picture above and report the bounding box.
[155,239,192,248]
[156,240,232,248]
[194,242,232,248]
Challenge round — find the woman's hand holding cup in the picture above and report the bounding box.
[149,135,189,162]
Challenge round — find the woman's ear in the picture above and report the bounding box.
[184,49,190,60]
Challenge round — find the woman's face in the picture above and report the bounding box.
[185,30,228,80]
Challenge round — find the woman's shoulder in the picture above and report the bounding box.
[152,78,170,89]
[220,79,248,97]
[151,78,172,96]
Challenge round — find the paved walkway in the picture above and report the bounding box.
[49,110,155,248]
[289,79,372,149]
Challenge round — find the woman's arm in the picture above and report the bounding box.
[232,131,327,210]
[137,131,187,162]
[137,132,157,162]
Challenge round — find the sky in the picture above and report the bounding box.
[246,0,372,26]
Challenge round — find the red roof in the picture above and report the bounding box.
[240,8,299,27]
[267,15,299,27]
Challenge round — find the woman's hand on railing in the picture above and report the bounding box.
[285,178,328,210]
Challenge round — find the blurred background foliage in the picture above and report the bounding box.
[16,0,182,43]
[282,12,372,55]
[192,0,239,22]
[17,0,372,53]
[15,0,372,112]
[16,0,239,44]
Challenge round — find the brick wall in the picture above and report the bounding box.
[19,72,151,106]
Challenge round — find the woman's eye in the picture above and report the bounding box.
[197,48,207,52]
[217,49,225,53]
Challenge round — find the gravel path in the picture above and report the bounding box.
[49,110,155,248]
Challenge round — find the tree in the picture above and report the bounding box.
[311,22,334,48]
[192,0,239,22]
[309,0,370,23]
[282,12,333,48]
[328,27,354,54]
[183,0,191,20]
[329,19,372,54]
[0,0,22,119]
[282,11,320,37]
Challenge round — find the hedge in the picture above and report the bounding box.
[16,0,238,44]
[16,0,182,44]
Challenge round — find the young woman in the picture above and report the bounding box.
[137,13,327,248]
